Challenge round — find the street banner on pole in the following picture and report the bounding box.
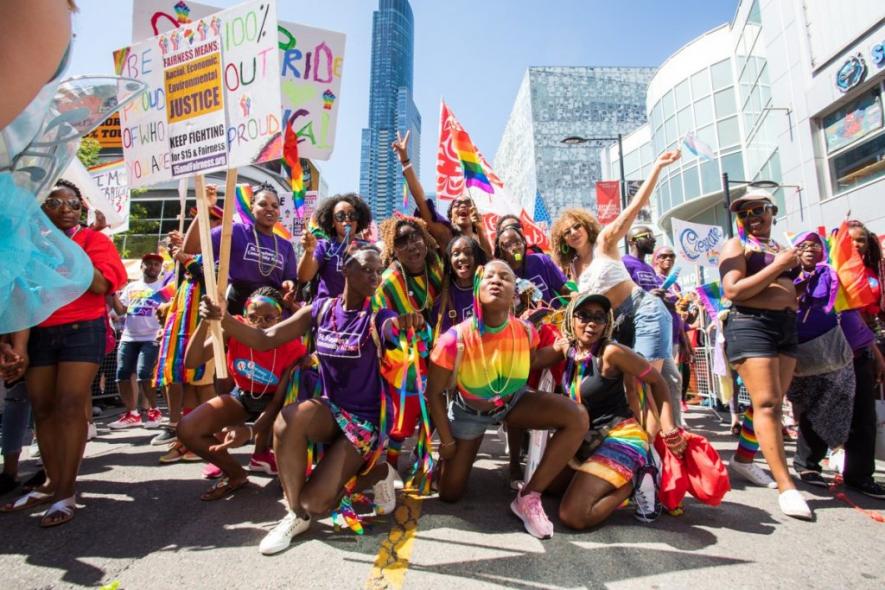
[671,217,725,270]
[595,180,621,225]
[132,0,346,161]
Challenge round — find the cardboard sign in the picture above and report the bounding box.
[88,160,131,234]
[671,218,725,270]
[290,191,318,239]
[116,0,282,187]
[132,0,346,161]
[85,113,123,149]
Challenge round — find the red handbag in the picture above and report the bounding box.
[653,434,689,511]
[682,431,731,506]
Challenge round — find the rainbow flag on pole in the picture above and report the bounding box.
[695,281,725,319]
[453,126,493,193]
[283,115,306,218]
[828,219,877,312]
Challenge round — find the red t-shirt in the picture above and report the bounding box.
[226,318,307,394]
[40,227,127,327]
[527,322,565,389]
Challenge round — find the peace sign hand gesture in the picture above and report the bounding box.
[392,129,411,164]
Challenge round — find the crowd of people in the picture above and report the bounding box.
[0,0,882,559]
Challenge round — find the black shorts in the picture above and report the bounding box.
[724,306,798,363]
[28,317,106,367]
[229,387,273,422]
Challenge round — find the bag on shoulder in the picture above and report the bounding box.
[794,326,852,377]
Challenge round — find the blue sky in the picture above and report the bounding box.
[69,0,737,195]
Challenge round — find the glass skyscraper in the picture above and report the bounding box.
[495,67,655,220]
[360,0,421,219]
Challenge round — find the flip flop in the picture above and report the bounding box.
[200,477,249,501]
[1,490,52,513]
[39,497,76,528]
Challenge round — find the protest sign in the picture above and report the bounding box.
[88,160,131,234]
[671,218,725,270]
[290,191,318,240]
[132,0,346,161]
[116,0,282,187]
[85,113,123,149]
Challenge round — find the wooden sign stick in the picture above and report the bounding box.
[194,174,228,379]
[216,169,238,302]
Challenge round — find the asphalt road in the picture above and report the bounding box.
[1,407,883,590]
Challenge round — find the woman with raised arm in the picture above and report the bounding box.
[577,151,680,388]
[425,260,589,540]
[550,209,602,282]
[201,245,421,555]
[297,194,372,299]
[718,189,811,519]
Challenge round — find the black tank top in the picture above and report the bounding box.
[562,343,632,429]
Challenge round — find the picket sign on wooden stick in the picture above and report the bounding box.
[173,178,188,284]
[216,169,238,301]
[194,174,228,379]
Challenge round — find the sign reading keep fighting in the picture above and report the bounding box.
[115,0,282,187]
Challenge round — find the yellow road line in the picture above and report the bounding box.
[365,494,423,590]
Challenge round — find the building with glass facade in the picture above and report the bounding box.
[359,0,421,220]
[494,67,656,220]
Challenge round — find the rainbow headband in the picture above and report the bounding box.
[245,295,282,314]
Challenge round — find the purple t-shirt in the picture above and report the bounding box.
[210,223,297,288]
[839,309,875,352]
[311,297,397,424]
[312,238,371,298]
[516,253,567,305]
[432,282,474,333]
[623,255,661,292]
[795,267,839,343]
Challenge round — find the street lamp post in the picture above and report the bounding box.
[562,133,627,249]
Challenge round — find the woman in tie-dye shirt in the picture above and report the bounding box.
[426,260,588,540]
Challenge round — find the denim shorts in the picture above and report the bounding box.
[28,317,106,366]
[447,387,528,441]
[724,306,798,363]
[116,340,160,381]
[229,387,273,422]
[615,289,673,361]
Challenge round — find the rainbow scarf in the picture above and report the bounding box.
[154,258,206,387]
[828,220,878,312]
[283,116,306,218]
[453,127,493,193]
[562,348,590,405]
[234,184,293,240]
[393,328,435,496]
[472,265,485,334]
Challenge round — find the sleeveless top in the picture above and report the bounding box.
[563,345,632,429]
[746,250,800,280]
[578,255,631,294]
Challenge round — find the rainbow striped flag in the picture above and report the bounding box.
[828,220,877,312]
[695,281,725,319]
[283,116,306,218]
[453,127,493,193]
[148,282,178,304]
[233,184,292,240]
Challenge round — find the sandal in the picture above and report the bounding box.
[730,423,741,437]
[1,490,52,513]
[40,496,76,528]
[200,477,249,501]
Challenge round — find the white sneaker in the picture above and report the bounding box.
[109,411,143,430]
[731,459,777,489]
[259,511,311,555]
[778,489,812,520]
[87,422,98,441]
[633,469,661,523]
[373,463,400,515]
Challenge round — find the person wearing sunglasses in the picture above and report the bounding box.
[298,193,372,299]
[719,189,812,519]
[2,179,127,527]
[374,216,444,474]
[534,293,684,528]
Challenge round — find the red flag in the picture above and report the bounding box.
[595,180,621,225]
[519,209,551,252]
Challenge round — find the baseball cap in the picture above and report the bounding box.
[572,292,612,313]
[728,188,775,212]
[142,252,164,263]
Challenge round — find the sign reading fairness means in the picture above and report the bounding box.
[115,0,282,187]
[132,0,346,161]
[670,217,725,270]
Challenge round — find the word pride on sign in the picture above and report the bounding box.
[116,0,282,187]
[133,0,346,161]
[671,218,725,270]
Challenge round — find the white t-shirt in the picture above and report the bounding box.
[119,279,163,342]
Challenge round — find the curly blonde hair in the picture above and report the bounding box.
[550,209,602,275]
[378,215,440,267]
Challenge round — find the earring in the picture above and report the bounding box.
[560,242,570,254]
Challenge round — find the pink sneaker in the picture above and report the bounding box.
[510,490,554,539]
[109,411,143,430]
[202,463,223,479]
[248,450,278,475]
[145,408,163,428]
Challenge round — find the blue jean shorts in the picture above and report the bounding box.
[616,289,673,362]
[447,387,528,441]
[28,317,106,367]
[116,340,160,381]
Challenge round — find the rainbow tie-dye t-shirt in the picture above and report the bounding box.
[430,316,539,402]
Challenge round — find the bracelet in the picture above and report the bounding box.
[247,425,254,443]
[439,440,455,448]
[401,163,413,174]
[400,158,410,165]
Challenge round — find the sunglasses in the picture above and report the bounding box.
[573,309,608,324]
[563,223,584,236]
[43,197,82,211]
[798,241,823,251]
[657,253,676,260]
[452,198,473,208]
[736,205,772,220]
[632,233,654,241]
[334,211,359,222]
[394,230,423,248]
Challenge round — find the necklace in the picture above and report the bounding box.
[564,347,592,405]
[475,317,519,398]
[247,347,277,399]
[395,260,431,312]
[66,225,82,240]
[252,225,279,278]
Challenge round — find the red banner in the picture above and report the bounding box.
[519,209,551,252]
[595,180,621,225]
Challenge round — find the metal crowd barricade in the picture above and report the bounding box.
[688,343,750,418]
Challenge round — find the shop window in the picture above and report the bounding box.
[822,88,883,153]
[711,59,732,91]
[691,69,711,99]
[831,133,885,194]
